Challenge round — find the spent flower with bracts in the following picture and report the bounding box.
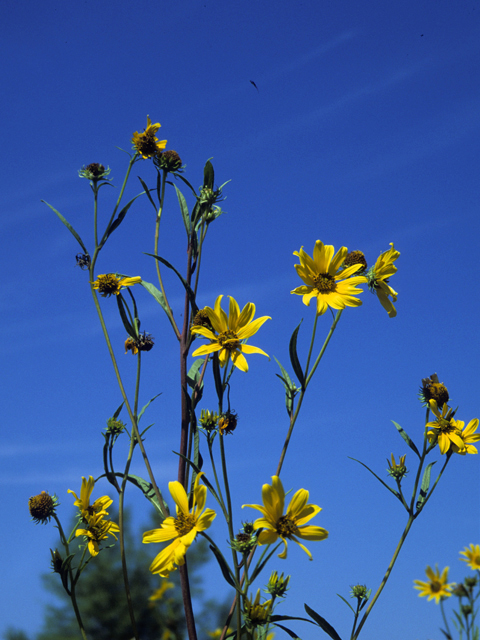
[419,373,449,408]
[68,476,113,521]
[243,475,328,560]
[425,400,478,455]
[75,512,120,557]
[191,295,270,373]
[291,240,367,316]
[29,491,59,525]
[366,243,400,318]
[460,544,480,571]
[132,116,167,159]
[143,473,216,577]
[414,565,455,604]
[92,274,142,297]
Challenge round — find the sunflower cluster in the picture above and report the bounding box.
[68,476,119,557]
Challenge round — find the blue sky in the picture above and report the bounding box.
[2,0,479,638]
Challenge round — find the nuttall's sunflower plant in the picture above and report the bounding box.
[414,545,480,640]
[300,374,479,640]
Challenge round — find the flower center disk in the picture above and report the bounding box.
[313,273,336,293]
[174,513,196,536]
[276,515,298,538]
[218,330,240,351]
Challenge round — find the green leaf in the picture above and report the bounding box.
[140,280,170,315]
[99,191,145,248]
[289,321,305,387]
[187,358,205,407]
[204,159,214,189]
[272,624,302,639]
[118,473,169,518]
[145,253,198,314]
[273,355,294,389]
[137,177,157,212]
[168,173,198,199]
[112,402,124,420]
[348,457,402,501]
[42,200,88,254]
[209,544,237,588]
[175,185,192,236]
[416,461,436,510]
[304,604,343,640]
[137,393,162,422]
[116,294,136,338]
[392,421,421,458]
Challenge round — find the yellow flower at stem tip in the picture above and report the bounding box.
[191,295,270,373]
[92,274,142,297]
[426,400,466,455]
[414,565,454,603]
[132,116,167,159]
[143,473,216,577]
[451,418,480,455]
[75,512,120,557]
[243,475,328,560]
[68,476,113,520]
[291,240,367,316]
[367,243,400,318]
[460,544,480,570]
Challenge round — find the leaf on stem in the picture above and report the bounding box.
[140,280,170,316]
[209,543,238,589]
[348,457,402,502]
[416,461,436,511]
[336,594,356,614]
[137,393,162,422]
[137,176,158,212]
[392,421,421,458]
[204,159,214,190]
[99,191,145,248]
[42,201,89,254]
[289,321,305,387]
[145,253,199,315]
[175,185,192,236]
[271,623,302,639]
[304,604,343,640]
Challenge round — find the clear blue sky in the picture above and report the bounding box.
[2,0,479,638]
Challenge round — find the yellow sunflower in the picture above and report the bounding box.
[414,565,454,603]
[426,400,465,455]
[460,544,480,570]
[68,476,113,520]
[75,512,120,557]
[291,241,367,316]
[132,116,167,159]
[92,274,142,297]
[143,473,216,577]
[243,475,328,560]
[366,243,400,318]
[191,295,270,373]
[451,418,480,455]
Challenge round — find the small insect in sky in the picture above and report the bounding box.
[250,80,259,92]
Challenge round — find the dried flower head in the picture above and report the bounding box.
[154,150,182,172]
[125,332,155,355]
[218,411,238,435]
[76,253,91,270]
[419,374,449,408]
[29,491,59,524]
[192,309,214,332]
[344,250,368,272]
[78,163,111,181]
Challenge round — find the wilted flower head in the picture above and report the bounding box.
[218,411,238,435]
[344,250,368,272]
[419,374,449,408]
[192,308,214,332]
[125,332,155,355]
[92,274,142,297]
[366,243,400,318]
[154,149,182,172]
[75,253,91,270]
[132,116,167,159]
[78,163,111,181]
[29,491,59,524]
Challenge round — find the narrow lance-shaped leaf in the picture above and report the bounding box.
[271,624,301,639]
[137,176,158,212]
[392,420,421,458]
[175,185,192,236]
[289,321,305,388]
[116,294,137,339]
[137,393,162,422]
[348,457,402,502]
[209,544,237,589]
[304,604,343,640]
[145,253,198,315]
[140,280,170,316]
[416,461,436,511]
[42,200,88,254]
[99,190,145,248]
[204,159,214,189]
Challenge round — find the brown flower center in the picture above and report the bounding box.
[276,515,298,538]
[431,580,441,593]
[218,330,240,351]
[313,273,336,293]
[174,512,196,536]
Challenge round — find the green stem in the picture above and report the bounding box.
[351,515,415,640]
[276,310,343,476]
